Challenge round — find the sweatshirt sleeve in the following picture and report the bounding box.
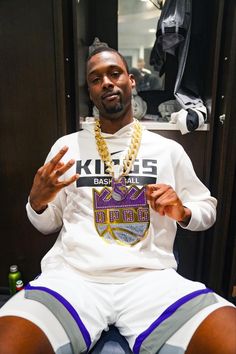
[175,147,217,231]
[26,190,65,235]
[26,140,67,235]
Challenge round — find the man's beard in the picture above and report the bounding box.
[102,102,124,114]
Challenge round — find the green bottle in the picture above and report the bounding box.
[8,265,22,295]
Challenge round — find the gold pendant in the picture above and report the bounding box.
[93,183,150,246]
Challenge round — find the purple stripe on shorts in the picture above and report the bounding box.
[133,288,213,353]
[25,283,91,349]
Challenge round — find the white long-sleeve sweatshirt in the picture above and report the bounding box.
[26,121,217,283]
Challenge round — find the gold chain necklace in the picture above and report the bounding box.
[94,118,143,200]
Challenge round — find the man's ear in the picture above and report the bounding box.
[129,74,136,89]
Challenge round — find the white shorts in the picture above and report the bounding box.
[0,268,234,354]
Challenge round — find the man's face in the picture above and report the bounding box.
[137,59,145,70]
[87,51,135,119]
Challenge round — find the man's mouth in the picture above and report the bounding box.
[102,92,120,101]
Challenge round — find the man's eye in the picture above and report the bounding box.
[111,71,120,78]
[91,77,100,84]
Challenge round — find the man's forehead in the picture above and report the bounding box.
[87,51,125,74]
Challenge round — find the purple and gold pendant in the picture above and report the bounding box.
[93,180,150,245]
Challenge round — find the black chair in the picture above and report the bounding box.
[90,326,132,354]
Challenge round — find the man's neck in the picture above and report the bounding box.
[98,115,134,134]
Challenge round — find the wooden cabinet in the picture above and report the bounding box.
[0,0,76,287]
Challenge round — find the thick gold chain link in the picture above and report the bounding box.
[94,119,143,177]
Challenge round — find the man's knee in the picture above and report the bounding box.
[186,306,236,354]
[0,315,54,354]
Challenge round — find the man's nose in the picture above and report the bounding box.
[102,75,113,88]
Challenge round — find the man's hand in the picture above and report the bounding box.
[29,146,79,213]
[146,184,191,225]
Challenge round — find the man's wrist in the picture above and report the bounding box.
[178,207,191,225]
[29,198,48,214]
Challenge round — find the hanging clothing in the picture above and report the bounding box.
[150,0,191,75]
[150,0,207,134]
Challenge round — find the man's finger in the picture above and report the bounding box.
[58,174,80,188]
[52,159,75,178]
[47,146,69,172]
[146,184,168,199]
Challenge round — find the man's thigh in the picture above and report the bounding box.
[115,269,235,353]
[0,291,70,354]
[0,269,113,353]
